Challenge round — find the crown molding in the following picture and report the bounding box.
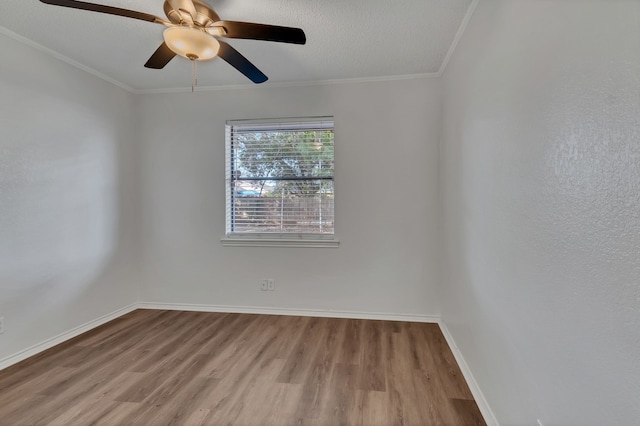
[437,0,480,77]
[0,26,135,93]
[132,72,441,95]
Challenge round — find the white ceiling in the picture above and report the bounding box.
[0,0,473,92]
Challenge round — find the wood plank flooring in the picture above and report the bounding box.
[0,310,485,425]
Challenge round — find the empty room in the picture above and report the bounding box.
[0,0,638,425]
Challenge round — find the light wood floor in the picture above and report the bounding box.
[0,310,485,425]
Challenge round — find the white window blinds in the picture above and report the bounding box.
[225,117,335,238]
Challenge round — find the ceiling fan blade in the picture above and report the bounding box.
[144,43,177,69]
[217,41,268,84]
[166,0,198,20]
[216,21,306,45]
[39,0,164,23]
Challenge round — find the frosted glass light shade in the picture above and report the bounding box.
[163,27,220,61]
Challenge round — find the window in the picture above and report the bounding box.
[223,117,337,247]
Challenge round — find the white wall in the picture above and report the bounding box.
[4,2,638,422]
[0,33,139,361]
[137,78,442,317]
[440,1,640,424]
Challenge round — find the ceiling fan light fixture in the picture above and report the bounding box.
[163,26,219,61]
[39,0,306,83]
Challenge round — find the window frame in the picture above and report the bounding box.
[221,116,339,248]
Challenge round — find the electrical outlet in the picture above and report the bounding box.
[267,279,275,291]
[0,317,4,334]
[260,280,268,291]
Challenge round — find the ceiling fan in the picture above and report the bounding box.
[39,0,307,84]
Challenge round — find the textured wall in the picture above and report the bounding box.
[137,78,443,317]
[0,33,139,361]
[440,0,640,424]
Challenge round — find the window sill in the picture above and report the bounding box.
[220,238,340,248]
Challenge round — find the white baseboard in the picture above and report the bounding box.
[137,302,440,323]
[0,304,138,372]
[438,321,499,426]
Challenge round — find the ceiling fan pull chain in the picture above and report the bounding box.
[191,59,197,92]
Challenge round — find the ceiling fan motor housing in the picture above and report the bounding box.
[164,0,219,27]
